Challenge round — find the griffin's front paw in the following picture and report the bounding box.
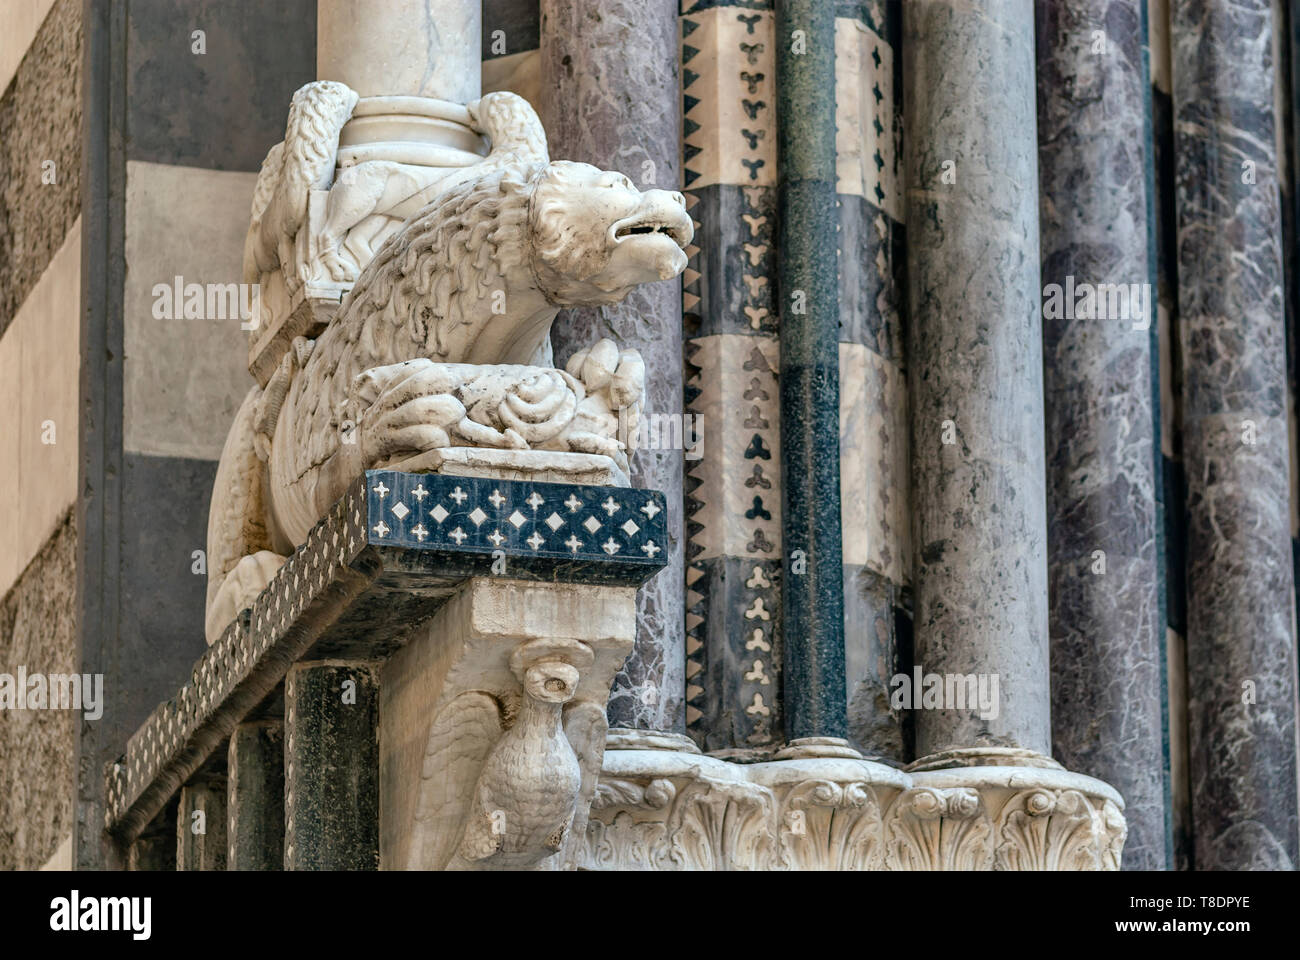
[565,339,645,410]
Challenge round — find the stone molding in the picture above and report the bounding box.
[582,741,1125,871]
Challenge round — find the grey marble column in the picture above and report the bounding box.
[1035,0,1167,870]
[1171,0,1300,870]
[902,0,1051,758]
[539,0,685,732]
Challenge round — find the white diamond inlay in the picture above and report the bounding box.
[621,519,640,537]
[545,512,564,532]
[391,501,409,520]
[508,510,527,529]
[430,503,449,524]
[583,515,601,534]
[469,506,488,527]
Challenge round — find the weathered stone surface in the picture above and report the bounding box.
[0,510,77,870]
[126,0,317,171]
[902,0,1051,756]
[0,0,80,341]
[541,0,686,732]
[1035,0,1167,869]
[176,777,227,871]
[284,661,380,871]
[1171,0,1300,870]
[227,721,284,870]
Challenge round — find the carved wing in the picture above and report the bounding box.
[557,699,609,870]
[407,690,504,870]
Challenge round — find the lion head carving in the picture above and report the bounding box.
[529,161,692,306]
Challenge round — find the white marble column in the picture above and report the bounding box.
[317,0,481,101]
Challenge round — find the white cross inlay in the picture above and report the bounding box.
[621,519,640,537]
[391,501,409,520]
[372,520,390,538]
[508,510,527,529]
[640,500,661,519]
[488,489,506,509]
[565,534,583,553]
[527,531,545,550]
[601,496,620,516]
[412,523,428,542]
[412,484,429,502]
[430,504,449,524]
[448,526,467,545]
[526,492,545,511]
[564,493,583,513]
[449,486,468,505]
[641,540,661,557]
[487,529,506,547]
[602,537,621,555]
[583,516,602,534]
[372,482,389,499]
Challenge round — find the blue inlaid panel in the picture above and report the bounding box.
[364,471,669,584]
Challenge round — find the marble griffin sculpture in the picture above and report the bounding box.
[204,83,693,645]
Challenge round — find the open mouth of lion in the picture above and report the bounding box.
[611,212,692,248]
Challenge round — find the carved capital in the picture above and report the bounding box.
[583,745,1128,871]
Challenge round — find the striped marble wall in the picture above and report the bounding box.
[78,0,317,868]
[0,0,82,871]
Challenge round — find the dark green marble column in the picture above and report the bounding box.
[228,720,284,870]
[775,0,847,741]
[176,776,227,871]
[284,661,380,870]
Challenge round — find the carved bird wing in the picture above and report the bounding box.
[557,699,609,870]
[407,690,504,870]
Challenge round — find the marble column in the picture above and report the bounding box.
[176,777,227,871]
[227,721,285,871]
[835,0,910,759]
[284,661,380,870]
[539,0,685,733]
[775,0,846,741]
[1035,0,1167,869]
[902,0,1052,758]
[1170,0,1300,869]
[317,0,481,100]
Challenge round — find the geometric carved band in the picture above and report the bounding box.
[105,471,669,843]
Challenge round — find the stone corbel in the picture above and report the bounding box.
[384,577,636,871]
